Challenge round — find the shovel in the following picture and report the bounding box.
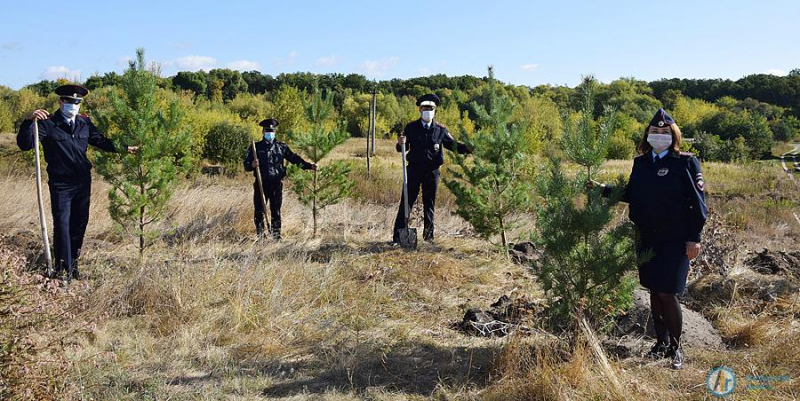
[394,140,417,249]
[251,140,271,238]
[33,118,54,278]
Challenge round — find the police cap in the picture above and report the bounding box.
[649,108,676,128]
[259,118,279,131]
[55,84,89,103]
[416,93,440,108]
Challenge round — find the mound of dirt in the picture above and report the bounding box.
[454,294,546,337]
[508,241,542,266]
[689,214,738,280]
[686,269,799,311]
[0,231,46,271]
[612,289,724,355]
[744,249,800,280]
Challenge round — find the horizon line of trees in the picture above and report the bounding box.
[18,67,800,116]
[1,67,798,164]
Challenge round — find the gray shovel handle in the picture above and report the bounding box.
[400,141,410,224]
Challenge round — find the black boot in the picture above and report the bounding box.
[667,344,684,370]
[255,214,265,240]
[423,227,434,242]
[70,249,81,280]
[49,259,67,280]
[645,341,669,359]
[69,260,80,280]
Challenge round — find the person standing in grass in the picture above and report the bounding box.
[17,84,139,280]
[587,109,708,370]
[244,118,316,240]
[393,93,471,243]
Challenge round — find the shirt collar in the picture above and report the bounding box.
[57,109,75,125]
[652,149,669,161]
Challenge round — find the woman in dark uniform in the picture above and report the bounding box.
[588,109,708,370]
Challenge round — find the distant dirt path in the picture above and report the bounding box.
[779,143,799,182]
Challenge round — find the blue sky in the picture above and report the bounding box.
[1,1,798,89]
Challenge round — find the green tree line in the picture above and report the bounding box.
[1,68,798,164]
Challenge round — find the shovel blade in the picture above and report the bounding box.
[395,227,417,249]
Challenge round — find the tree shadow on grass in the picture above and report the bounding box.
[260,341,500,397]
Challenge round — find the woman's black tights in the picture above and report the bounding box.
[650,291,682,347]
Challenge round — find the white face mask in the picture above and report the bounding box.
[647,133,672,153]
[61,103,80,118]
[421,110,435,123]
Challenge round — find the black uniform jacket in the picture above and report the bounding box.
[396,119,470,171]
[606,151,708,243]
[243,139,312,182]
[17,110,121,183]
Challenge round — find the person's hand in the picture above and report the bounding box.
[686,242,702,260]
[310,163,318,171]
[27,109,49,120]
[251,159,259,168]
[127,146,139,155]
[397,135,406,146]
[584,179,603,190]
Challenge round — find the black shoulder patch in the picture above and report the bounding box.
[435,122,447,129]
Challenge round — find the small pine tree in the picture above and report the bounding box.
[93,48,192,257]
[288,83,354,237]
[443,66,532,247]
[534,76,637,332]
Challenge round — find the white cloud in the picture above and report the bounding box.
[116,56,133,68]
[273,51,298,68]
[765,69,787,77]
[360,57,399,78]
[227,60,260,71]
[418,67,430,76]
[40,66,81,81]
[314,55,340,67]
[521,64,539,71]
[169,55,217,71]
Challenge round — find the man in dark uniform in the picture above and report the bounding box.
[17,84,138,279]
[392,93,471,243]
[244,118,316,240]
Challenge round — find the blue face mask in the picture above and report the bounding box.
[61,103,80,118]
[263,131,275,142]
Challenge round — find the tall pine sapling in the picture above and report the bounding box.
[93,48,192,257]
[288,83,354,237]
[444,66,531,247]
[534,76,637,332]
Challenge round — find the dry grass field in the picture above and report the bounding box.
[1,135,798,400]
